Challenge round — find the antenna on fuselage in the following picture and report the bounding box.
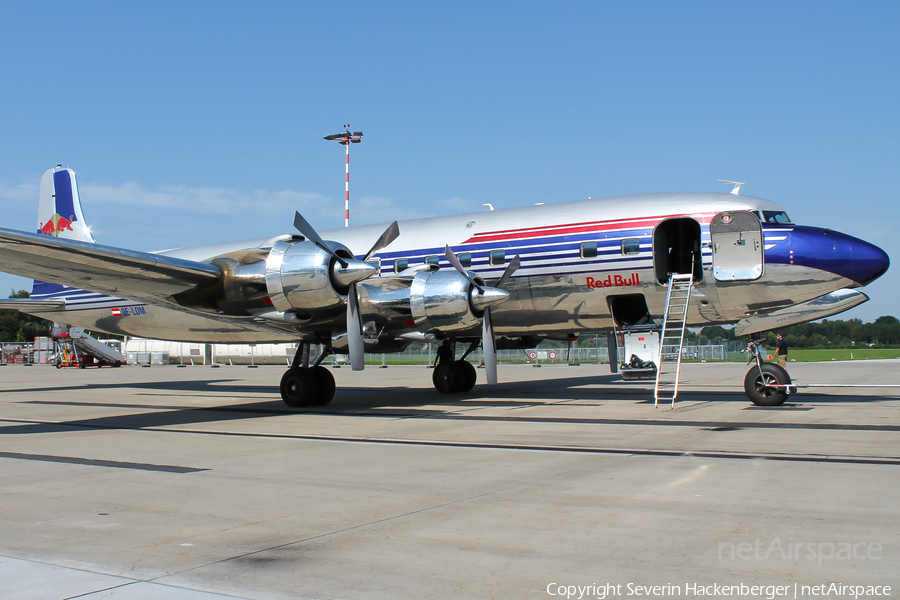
[718,179,745,195]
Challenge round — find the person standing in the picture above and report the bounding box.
[775,333,788,368]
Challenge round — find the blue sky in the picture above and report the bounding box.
[1,1,897,321]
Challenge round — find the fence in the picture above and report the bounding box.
[326,343,732,367]
[3,339,743,366]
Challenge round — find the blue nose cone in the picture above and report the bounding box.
[849,235,890,286]
[786,226,889,286]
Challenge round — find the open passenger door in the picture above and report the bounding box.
[710,211,763,281]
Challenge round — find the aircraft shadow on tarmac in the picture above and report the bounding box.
[6,371,896,409]
[3,372,899,436]
[5,373,660,401]
[6,373,730,410]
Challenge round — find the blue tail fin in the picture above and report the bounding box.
[33,166,95,296]
[38,166,95,243]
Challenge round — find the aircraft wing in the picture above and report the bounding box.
[0,227,222,305]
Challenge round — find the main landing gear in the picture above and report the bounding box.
[280,342,336,408]
[432,339,478,394]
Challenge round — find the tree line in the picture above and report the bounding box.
[0,290,49,342]
[696,315,900,348]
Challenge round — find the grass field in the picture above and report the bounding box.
[778,348,900,362]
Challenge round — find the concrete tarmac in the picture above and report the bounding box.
[1,360,899,599]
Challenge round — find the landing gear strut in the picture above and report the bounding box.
[432,339,477,394]
[280,342,336,408]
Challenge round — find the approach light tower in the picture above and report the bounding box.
[324,126,363,227]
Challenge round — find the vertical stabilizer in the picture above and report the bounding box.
[38,166,95,243]
[33,166,95,297]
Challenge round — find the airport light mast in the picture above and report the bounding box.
[324,126,363,227]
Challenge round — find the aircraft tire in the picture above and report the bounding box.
[744,363,790,406]
[455,360,477,392]
[311,366,336,405]
[280,367,318,408]
[432,363,457,394]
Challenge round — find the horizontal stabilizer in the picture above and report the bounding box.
[734,288,868,336]
[0,227,222,305]
[0,298,66,312]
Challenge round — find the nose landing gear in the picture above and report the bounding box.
[744,362,791,406]
[744,338,793,406]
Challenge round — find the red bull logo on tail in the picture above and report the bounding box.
[586,272,641,288]
[39,214,75,237]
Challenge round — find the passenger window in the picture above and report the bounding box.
[459,252,472,268]
[621,238,640,255]
[489,249,505,266]
[425,256,440,266]
[580,242,598,259]
[394,258,408,273]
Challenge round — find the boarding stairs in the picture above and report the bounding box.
[654,273,694,408]
[65,328,126,366]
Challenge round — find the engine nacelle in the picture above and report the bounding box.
[178,236,373,317]
[409,269,485,333]
[362,269,509,335]
[265,239,356,315]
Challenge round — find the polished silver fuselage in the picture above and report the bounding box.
[24,192,867,344]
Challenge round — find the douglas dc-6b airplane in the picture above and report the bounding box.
[0,166,890,407]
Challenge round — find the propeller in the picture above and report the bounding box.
[346,220,399,370]
[444,245,519,384]
[293,212,399,371]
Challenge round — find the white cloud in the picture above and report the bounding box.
[0,181,39,205]
[80,182,331,216]
[1,178,484,226]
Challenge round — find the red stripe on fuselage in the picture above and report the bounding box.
[463,212,716,244]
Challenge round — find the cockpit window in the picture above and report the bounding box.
[761,210,792,224]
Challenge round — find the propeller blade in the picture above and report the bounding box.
[363,221,400,262]
[483,308,498,384]
[496,254,521,288]
[293,212,348,268]
[347,283,365,371]
[444,245,485,293]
